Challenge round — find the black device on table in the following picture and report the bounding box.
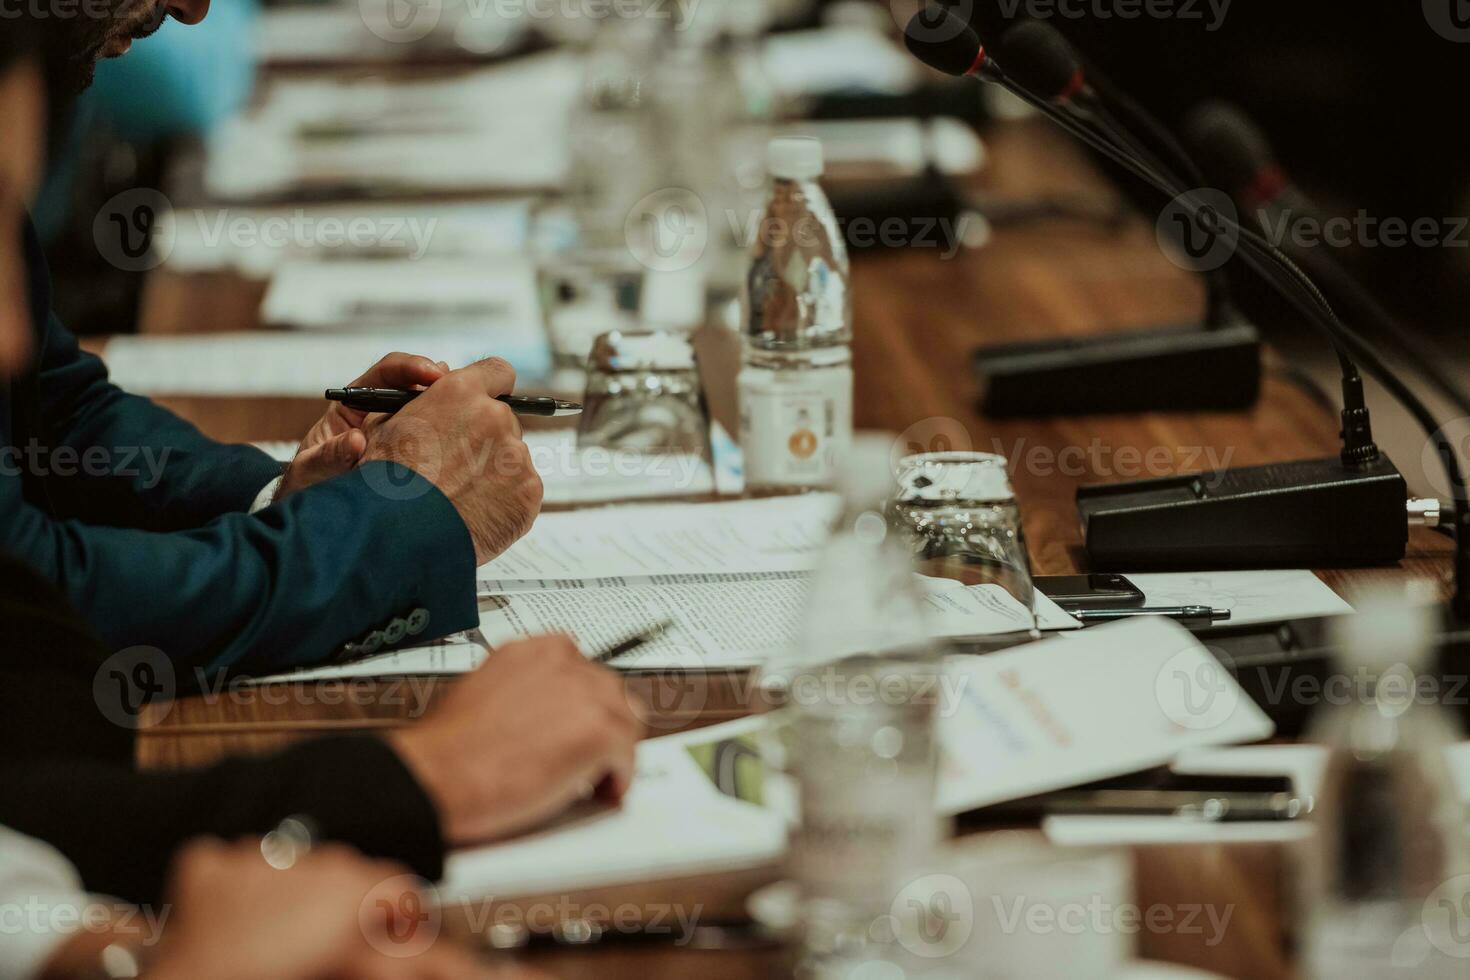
[901,11,1470,602]
[1034,573,1145,611]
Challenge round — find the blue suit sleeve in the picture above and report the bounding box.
[2,461,480,675]
[29,313,284,529]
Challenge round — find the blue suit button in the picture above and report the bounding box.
[384,618,408,644]
[406,608,430,635]
[362,631,385,655]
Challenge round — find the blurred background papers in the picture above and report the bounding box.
[102,329,552,395]
[159,200,532,277]
[205,53,581,201]
[260,260,541,335]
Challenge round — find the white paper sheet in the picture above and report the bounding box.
[260,259,542,336]
[784,118,985,179]
[246,636,487,684]
[255,3,530,66]
[1045,741,1470,846]
[937,618,1276,815]
[1125,570,1354,628]
[476,495,841,590]
[101,329,552,396]
[477,576,1075,670]
[438,731,785,900]
[762,27,920,99]
[251,431,715,506]
[162,200,531,276]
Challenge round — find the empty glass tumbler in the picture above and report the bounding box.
[889,452,1038,633]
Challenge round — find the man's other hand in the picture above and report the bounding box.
[276,353,448,501]
[388,634,644,846]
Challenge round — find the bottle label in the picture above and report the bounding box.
[738,365,853,488]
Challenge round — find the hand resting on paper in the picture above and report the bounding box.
[387,634,644,847]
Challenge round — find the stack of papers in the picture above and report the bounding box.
[205,53,579,200]
[474,497,1076,669]
[437,618,1274,899]
[440,726,787,899]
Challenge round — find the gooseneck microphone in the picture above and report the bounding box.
[902,11,1365,450]
[1184,103,1470,420]
[903,7,1466,582]
[1185,103,1470,617]
[905,16,1263,418]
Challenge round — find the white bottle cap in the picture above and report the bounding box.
[767,137,824,181]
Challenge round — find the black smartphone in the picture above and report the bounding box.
[1035,573,1145,611]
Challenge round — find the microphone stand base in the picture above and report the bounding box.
[975,321,1261,417]
[1078,454,1409,569]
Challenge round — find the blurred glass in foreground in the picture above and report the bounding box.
[761,438,946,972]
[1302,589,1470,978]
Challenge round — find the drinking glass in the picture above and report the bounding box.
[889,452,1038,634]
[576,329,708,457]
[530,203,643,372]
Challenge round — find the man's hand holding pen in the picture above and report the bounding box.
[268,350,543,565]
[359,357,545,565]
[277,352,449,500]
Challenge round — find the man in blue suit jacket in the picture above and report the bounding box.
[8,6,546,675]
[14,219,544,675]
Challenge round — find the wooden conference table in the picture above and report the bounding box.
[122,120,1453,979]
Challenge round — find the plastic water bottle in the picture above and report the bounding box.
[738,137,853,493]
[650,0,775,301]
[1301,589,1470,978]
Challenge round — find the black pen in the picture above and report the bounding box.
[325,387,582,418]
[589,621,674,666]
[1074,606,1231,628]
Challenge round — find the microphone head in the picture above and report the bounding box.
[999,20,1084,102]
[903,6,986,77]
[1183,102,1280,197]
[970,0,1023,45]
